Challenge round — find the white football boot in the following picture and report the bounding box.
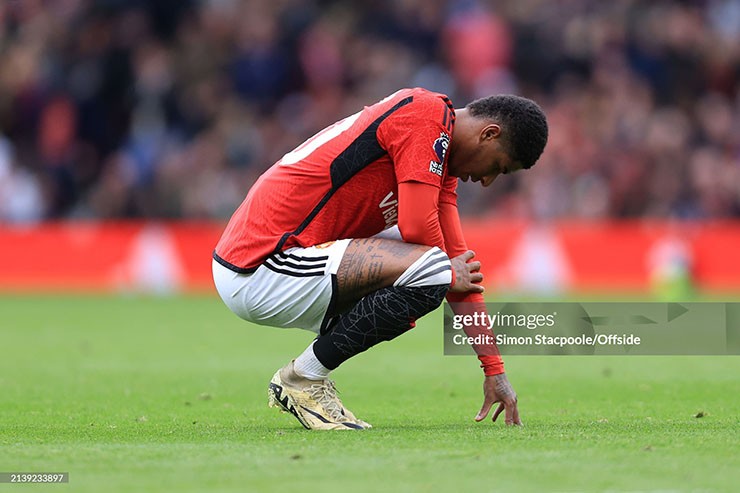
[268,361,372,430]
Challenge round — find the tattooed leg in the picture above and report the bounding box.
[334,238,437,314]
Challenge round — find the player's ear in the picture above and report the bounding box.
[481,124,501,142]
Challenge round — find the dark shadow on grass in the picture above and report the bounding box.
[243,422,526,434]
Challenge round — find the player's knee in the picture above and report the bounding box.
[394,246,451,289]
[393,284,449,324]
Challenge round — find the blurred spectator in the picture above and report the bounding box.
[0,0,738,221]
[0,135,45,222]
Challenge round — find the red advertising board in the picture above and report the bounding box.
[0,221,738,293]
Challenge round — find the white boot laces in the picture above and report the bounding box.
[308,380,345,421]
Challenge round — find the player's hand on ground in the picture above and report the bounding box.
[450,250,484,293]
[475,373,522,426]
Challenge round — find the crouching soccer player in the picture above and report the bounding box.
[212,87,548,430]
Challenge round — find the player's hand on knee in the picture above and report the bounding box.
[450,250,484,293]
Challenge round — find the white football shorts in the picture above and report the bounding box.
[212,239,352,334]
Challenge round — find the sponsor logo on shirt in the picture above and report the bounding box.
[314,241,336,249]
[379,191,398,228]
[429,132,450,176]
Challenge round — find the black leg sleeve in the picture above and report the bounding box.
[312,284,449,370]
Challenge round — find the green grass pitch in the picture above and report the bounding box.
[1,294,739,492]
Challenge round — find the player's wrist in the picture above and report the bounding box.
[482,365,505,376]
[480,356,505,376]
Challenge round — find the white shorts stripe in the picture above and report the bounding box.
[274,251,328,263]
[262,260,325,277]
[265,256,327,271]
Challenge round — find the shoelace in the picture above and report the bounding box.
[307,380,346,421]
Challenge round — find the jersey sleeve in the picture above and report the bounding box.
[377,95,454,187]
[397,181,446,250]
[440,174,458,206]
[440,199,506,376]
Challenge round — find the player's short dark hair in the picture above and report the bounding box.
[466,95,548,169]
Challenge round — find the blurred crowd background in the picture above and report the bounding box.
[1,0,739,223]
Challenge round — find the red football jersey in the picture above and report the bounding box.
[215,88,458,272]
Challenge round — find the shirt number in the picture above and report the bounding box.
[279,111,361,166]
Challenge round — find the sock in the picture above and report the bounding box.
[313,284,448,370]
[293,342,331,380]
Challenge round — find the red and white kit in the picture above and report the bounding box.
[212,87,503,375]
